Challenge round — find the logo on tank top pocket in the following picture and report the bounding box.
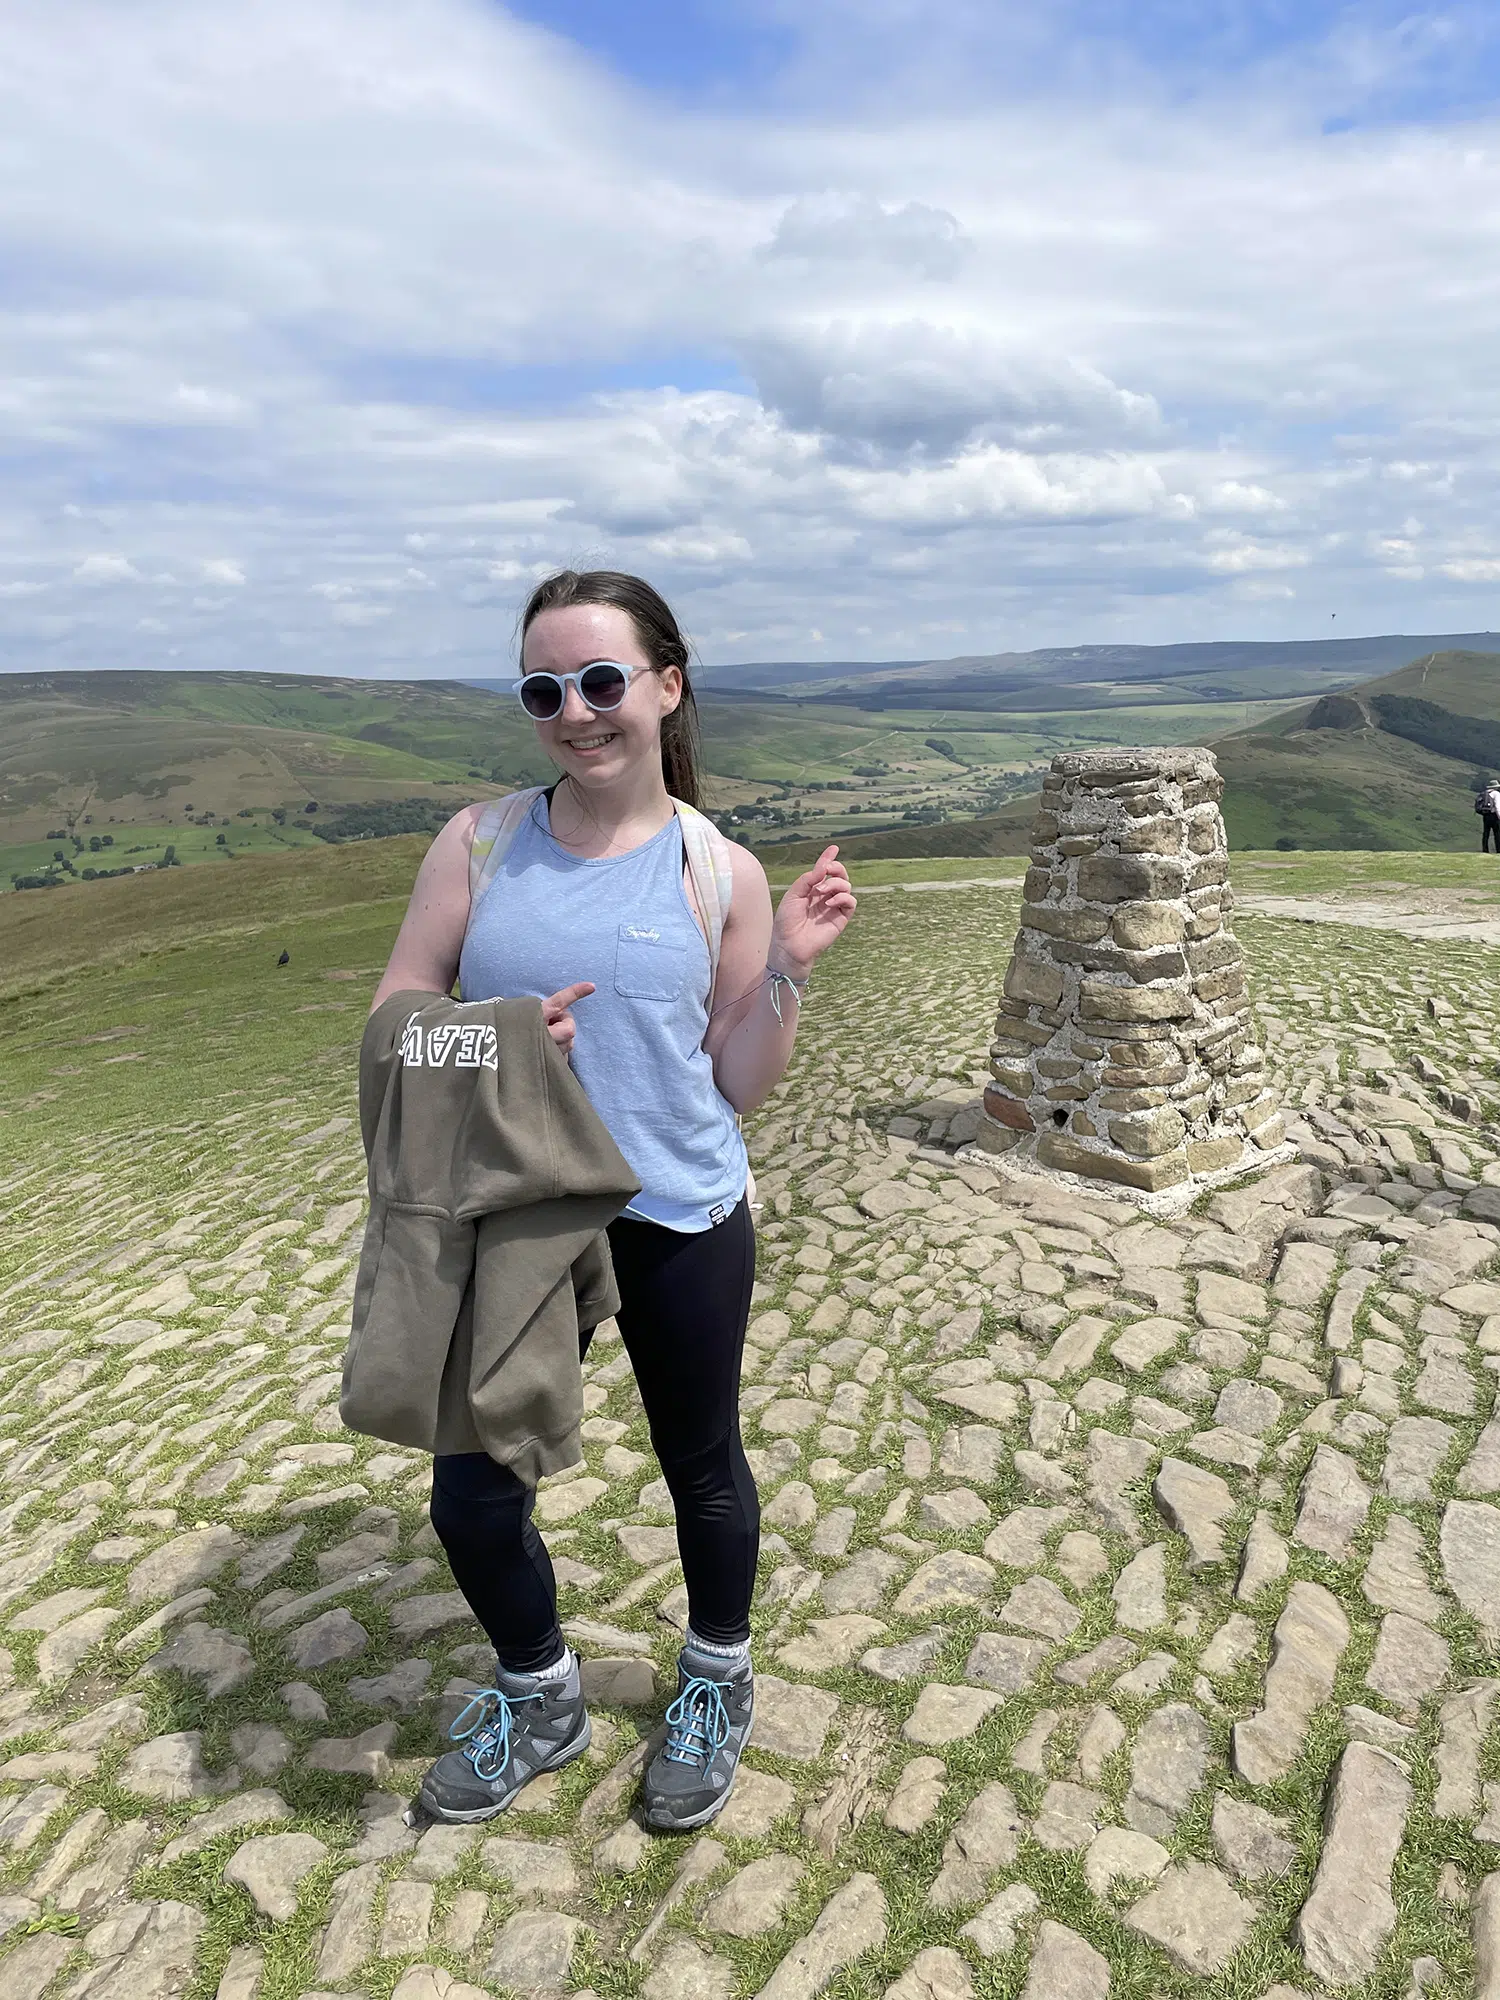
[615,922,687,1002]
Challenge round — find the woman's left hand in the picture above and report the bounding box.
[769,846,857,978]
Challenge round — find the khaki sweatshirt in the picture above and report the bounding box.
[342,989,640,1485]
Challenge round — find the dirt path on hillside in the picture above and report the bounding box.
[843,868,1500,944]
[1236,886,1500,943]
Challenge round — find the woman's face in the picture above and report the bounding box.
[522,604,681,791]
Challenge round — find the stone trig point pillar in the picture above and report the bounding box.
[977,747,1290,1207]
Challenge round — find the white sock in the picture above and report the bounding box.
[685,1627,751,1666]
[508,1647,572,1685]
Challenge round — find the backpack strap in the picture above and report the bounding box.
[674,800,735,1010]
[467,787,545,922]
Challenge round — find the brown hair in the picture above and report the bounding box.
[519,570,703,811]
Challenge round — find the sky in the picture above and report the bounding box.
[4,1,1500,675]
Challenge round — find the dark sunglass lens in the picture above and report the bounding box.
[579,664,628,709]
[520,675,563,719]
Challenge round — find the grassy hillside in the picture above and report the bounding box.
[778,646,1500,861]
[1212,648,1500,850]
[0,671,566,887]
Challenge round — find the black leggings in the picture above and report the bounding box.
[1484,813,1499,853]
[429,1195,759,1674]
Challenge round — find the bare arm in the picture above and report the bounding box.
[705,843,856,1116]
[369,805,482,1013]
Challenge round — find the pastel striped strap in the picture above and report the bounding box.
[467,787,545,913]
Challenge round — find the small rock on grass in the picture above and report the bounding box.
[902,1684,1002,1745]
[1125,1859,1256,1974]
[704,1854,805,1937]
[214,1943,264,2000]
[303,1721,395,1780]
[755,1676,839,1760]
[162,1789,291,1861]
[389,1966,493,2000]
[1,1935,71,1993]
[1235,1511,1288,1601]
[757,1872,887,2000]
[1211,1795,1296,1882]
[929,1782,1023,1908]
[1474,1873,1500,2000]
[1153,1459,1235,1568]
[480,1835,579,1904]
[884,1946,973,2000]
[885,1756,945,1834]
[1084,1825,1169,1899]
[1124,1703,1213,1837]
[1294,1445,1371,1560]
[485,1912,589,1997]
[224,1830,328,1921]
[1441,1500,1500,1642]
[116,1731,223,1802]
[1365,1612,1450,1716]
[892,1552,996,1618]
[642,1936,736,2000]
[715,1767,796,1838]
[144,1621,254,1695]
[594,1818,651,1875]
[1019,1920,1110,2000]
[863,1631,946,1682]
[963,1633,1049,1694]
[959,1882,1039,1958]
[1294,1742,1411,1986]
[287,1606,368,1669]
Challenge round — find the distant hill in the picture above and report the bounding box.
[688,631,1500,702]
[1210,648,1500,850]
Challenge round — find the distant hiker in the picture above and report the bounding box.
[1477,783,1500,853]
[369,568,856,1833]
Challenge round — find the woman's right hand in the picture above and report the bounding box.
[542,982,595,1058]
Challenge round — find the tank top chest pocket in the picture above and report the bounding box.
[614,921,688,1002]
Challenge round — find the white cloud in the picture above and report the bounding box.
[759,194,972,278]
[645,530,755,565]
[73,553,142,584]
[746,320,1159,453]
[4,0,1500,671]
[1203,537,1311,573]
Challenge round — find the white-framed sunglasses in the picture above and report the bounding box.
[513,660,646,721]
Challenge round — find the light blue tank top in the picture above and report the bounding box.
[459,793,748,1232]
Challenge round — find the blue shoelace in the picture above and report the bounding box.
[449,1686,544,1782]
[663,1675,731,1768]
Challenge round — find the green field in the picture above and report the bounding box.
[1212,648,1500,852]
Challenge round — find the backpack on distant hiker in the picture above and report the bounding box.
[466,787,737,1010]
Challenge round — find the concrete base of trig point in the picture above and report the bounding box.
[969,746,1294,1217]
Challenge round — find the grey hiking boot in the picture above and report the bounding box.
[642,1643,753,1833]
[417,1653,591,1822]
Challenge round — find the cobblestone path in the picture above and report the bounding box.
[0,888,1497,1999]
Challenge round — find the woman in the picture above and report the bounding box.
[370,569,855,1830]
